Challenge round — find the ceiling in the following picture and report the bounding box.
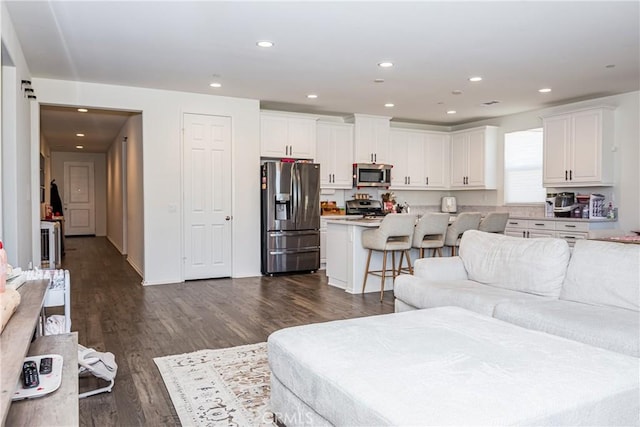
[40,106,136,153]
[5,1,640,152]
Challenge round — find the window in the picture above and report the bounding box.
[504,128,545,204]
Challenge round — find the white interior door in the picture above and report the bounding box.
[183,113,232,279]
[63,161,95,235]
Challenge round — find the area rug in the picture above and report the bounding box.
[154,342,274,426]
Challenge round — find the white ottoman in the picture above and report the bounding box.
[268,307,639,426]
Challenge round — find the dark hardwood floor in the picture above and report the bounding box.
[64,237,394,426]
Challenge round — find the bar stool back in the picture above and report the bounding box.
[361,214,416,301]
[412,212,451,258]
[478,212,510,234]
[444,212,481,256]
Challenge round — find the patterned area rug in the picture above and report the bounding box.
[154,342,273,426]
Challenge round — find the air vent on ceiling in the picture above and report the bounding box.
[481,100,500,106]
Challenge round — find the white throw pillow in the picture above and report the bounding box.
[459,230,570,297]
[560,239,640,311]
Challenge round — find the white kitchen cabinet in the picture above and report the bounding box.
[316,122,354,189]
[349,114,391,164]
[260,112,316,159]
[542,107,614,187]
[449,126,497,189]
[423,132,449,189]
[504,217,614,247]
[389,129,449,190]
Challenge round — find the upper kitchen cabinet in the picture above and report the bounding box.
[450,126,498,190]
[542,107,614,187]
[260,112,317,159]
[389,129,448,190]
[347,114,391,164]
[316,122,354,189]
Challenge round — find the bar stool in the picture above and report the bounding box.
[478,212,510,234]
[362,214,416,301]
[412,212,451,258]
[444,212,481,256]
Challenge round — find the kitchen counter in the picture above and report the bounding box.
[507,215,616,223]
[325,219,402,294]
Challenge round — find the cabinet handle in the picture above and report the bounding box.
[509,221,519,225]
[565,170,568,180]
[408,176,410,185]
[332,174,335,183]
[562,235,577,239]
[374,153,377,163]
[534,223,545,226]
[526,231,530,238]
[522,231,526,238]
[564,224,576,228]
[426,177,429,185]
[371,153,374,162]
[569,170,573,180]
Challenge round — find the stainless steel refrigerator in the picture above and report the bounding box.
[261,161,320,274]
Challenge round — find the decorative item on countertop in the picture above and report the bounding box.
[381,192,396,213]
[320,201,343,215]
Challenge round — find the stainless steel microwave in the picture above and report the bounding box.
[353,163,392,188]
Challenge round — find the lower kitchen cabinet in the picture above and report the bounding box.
[505,217,615,246]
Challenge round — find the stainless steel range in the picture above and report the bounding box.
[345,199,385,217]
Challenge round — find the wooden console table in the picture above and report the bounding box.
[0,280,78,426]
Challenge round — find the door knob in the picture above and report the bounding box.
[225,216,232,221]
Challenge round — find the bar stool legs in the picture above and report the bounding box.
[362,249,413,302]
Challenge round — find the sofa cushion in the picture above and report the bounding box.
[268,307,640,426]
[393,276,549,316]
[494,299,640,357]
[560,239,640,311]
[459,230,570,297]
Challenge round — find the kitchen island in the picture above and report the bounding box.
[325,218,394,294]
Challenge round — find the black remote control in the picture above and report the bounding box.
[22,361,39,388]
[39,357,53,374]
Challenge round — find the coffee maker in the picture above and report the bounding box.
[545,193,556,218]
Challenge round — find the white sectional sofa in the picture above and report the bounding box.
[268,231,640,426]
[395,230,640,357]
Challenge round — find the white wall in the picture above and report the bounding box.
[33,78,261,284]
[50,151,107,236]
[123,114,143,276]
[1,2,34,268]
[106,129,125,253]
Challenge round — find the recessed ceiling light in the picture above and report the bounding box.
[605,64,616,69]
[378,61,394,68]
[257,40,274,48]
[469,76,483,82]
[209,82,222,88]
[77,108,88,113]
[446,110,457,115]
[307,94,318,99]
[76,133,85,137]
[374,78,385,83]
[75,145,84,149]
[451,90,463,95]
[384,103,395,108]
[538,88,552,93]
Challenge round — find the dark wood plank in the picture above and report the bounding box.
[63,236,394,426]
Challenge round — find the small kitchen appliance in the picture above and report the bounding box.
[545,193,556,218]
[441,196,457,213]
[554,192,577,217]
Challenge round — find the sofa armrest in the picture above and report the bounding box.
[413,256,468,281]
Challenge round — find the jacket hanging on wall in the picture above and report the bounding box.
[50,180,63,216]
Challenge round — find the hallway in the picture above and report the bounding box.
[64,237,393,425]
